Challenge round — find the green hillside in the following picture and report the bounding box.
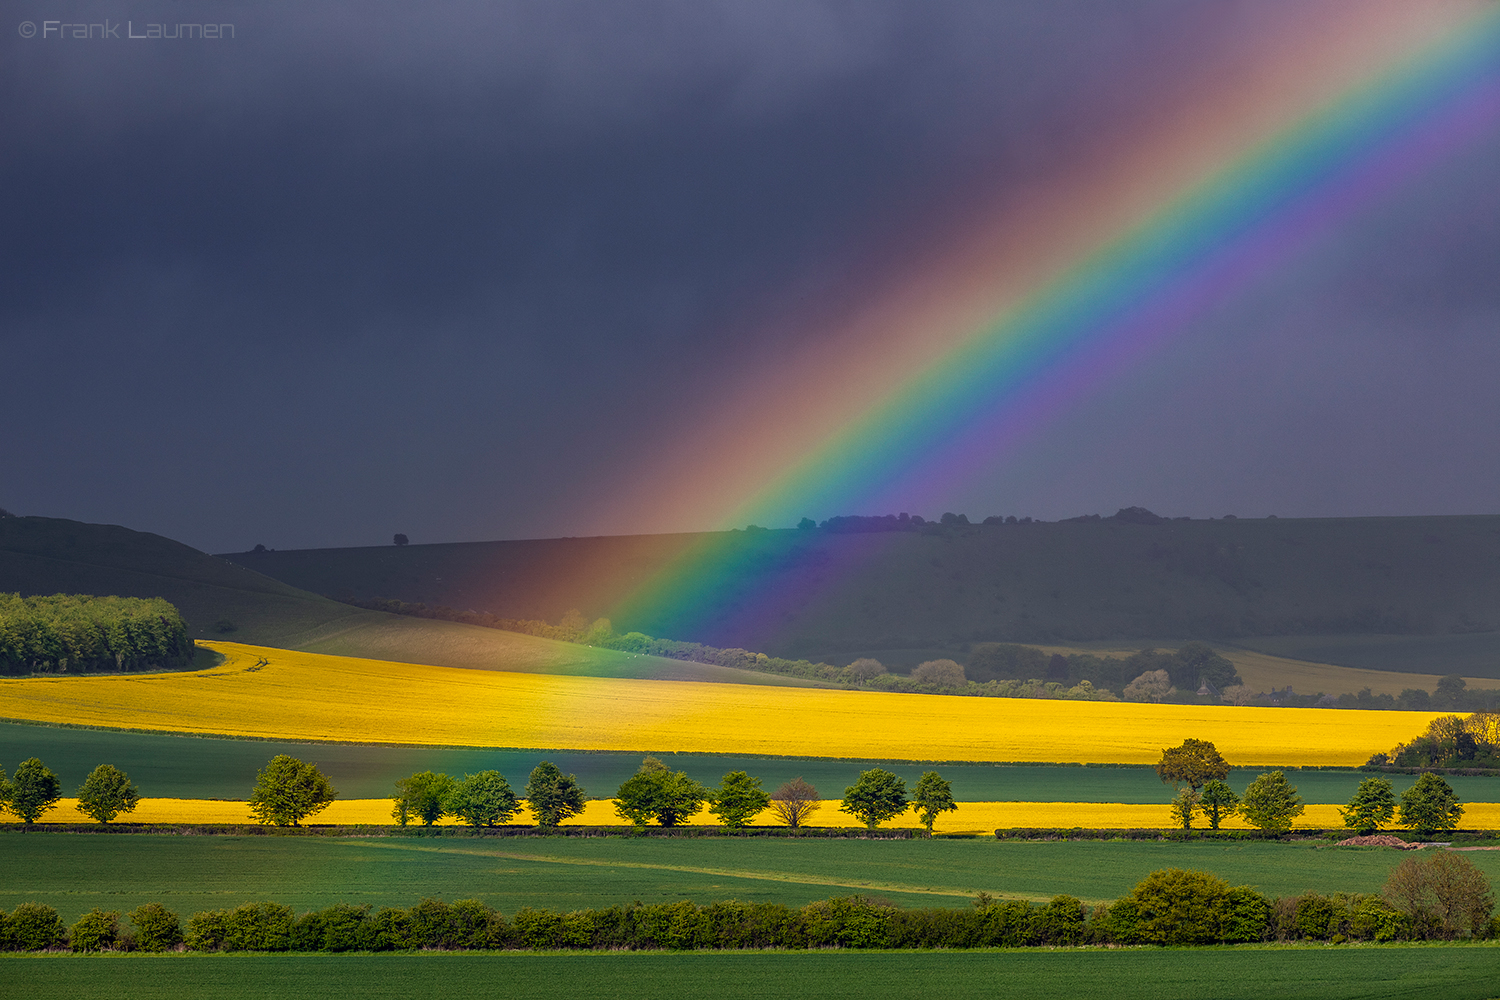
[0,517,822,687]
[223,513,1500,677]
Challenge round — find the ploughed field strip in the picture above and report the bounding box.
[7,834,1500,923]
[6,948,1500,1000]
[0,642,1447,764]
[5,720,1497,803]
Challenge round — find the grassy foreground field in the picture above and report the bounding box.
[6,948,1500,1000]
[0,643,1446,763]
[9,833,1500,921]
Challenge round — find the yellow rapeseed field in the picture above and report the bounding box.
[0,641,1447,765]
[12,798,1498,833]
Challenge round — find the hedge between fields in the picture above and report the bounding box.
[4,886,1494,954]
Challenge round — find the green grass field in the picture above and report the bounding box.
[4,946,1499,1000]
[9,833,1500,923]
[7,721,1495,802]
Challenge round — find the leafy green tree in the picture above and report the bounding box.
[769,776,821,828]
[911,771,957,835]
[391,770,456,826]
[127,903,183,951]
[446,770,519,827]
[709,771,770,828]
[524,761,586,827]
[1127,868,1232,945]
[1239,771,1304,832]
[10,757,62,823]
[7,902,67,950]
[1398,772,1464,834]
[0,765,11,815]
[247,755,336,826]
[77,764,140,824]
[614,757,708,827]
[70,909,121,952]
[840,768,908,830]
[1155,739,1230,791]
[1342,777,1397,833]
[1171,787,1200,830]
[1199,780,1239,830]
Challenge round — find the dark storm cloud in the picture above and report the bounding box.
[2,1,1495,549]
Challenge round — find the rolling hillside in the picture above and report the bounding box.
[223,514,1500,676]
[0,516,823,687]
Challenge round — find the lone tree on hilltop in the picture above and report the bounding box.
[393,533,409,546]
[248,755,336,826]
[1239,771,1304,832]
[1155,739,1231,792]
[1198,780,1239,830]
[392,770,456,826]
[446,770,520,827]
[9,757,62,823]
[912,771,957,835]
[615,757,708,827]
[841,768,908,830]
[1342,777,1397,834]
[709,771,770,829]
[769,777,821,828]
[524,761,586,827]
[1399,772,1463,835]
[77,764,141,824]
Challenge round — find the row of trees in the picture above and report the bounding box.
[6,855,1491,952]
[1371,712,1500,769]
[0,759,140,823]
[388,759,958,834]
[0,593,193,675]
[350,597,1494,713]
[1156,739,1469,834]
[339,599,857,685]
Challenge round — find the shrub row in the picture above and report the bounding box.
[5,863,1493,952]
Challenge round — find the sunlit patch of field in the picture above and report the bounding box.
[10,798,1497,832]
[0,642,1448,765]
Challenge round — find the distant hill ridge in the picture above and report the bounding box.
[0,516,830,687]
[220,511,1500,675]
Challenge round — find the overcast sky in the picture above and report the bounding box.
[4,1,1497,553]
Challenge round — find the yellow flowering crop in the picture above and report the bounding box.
[11,798,1497,832]
[0,641,1447,765]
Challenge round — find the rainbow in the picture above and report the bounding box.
[605,4,1500,642]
